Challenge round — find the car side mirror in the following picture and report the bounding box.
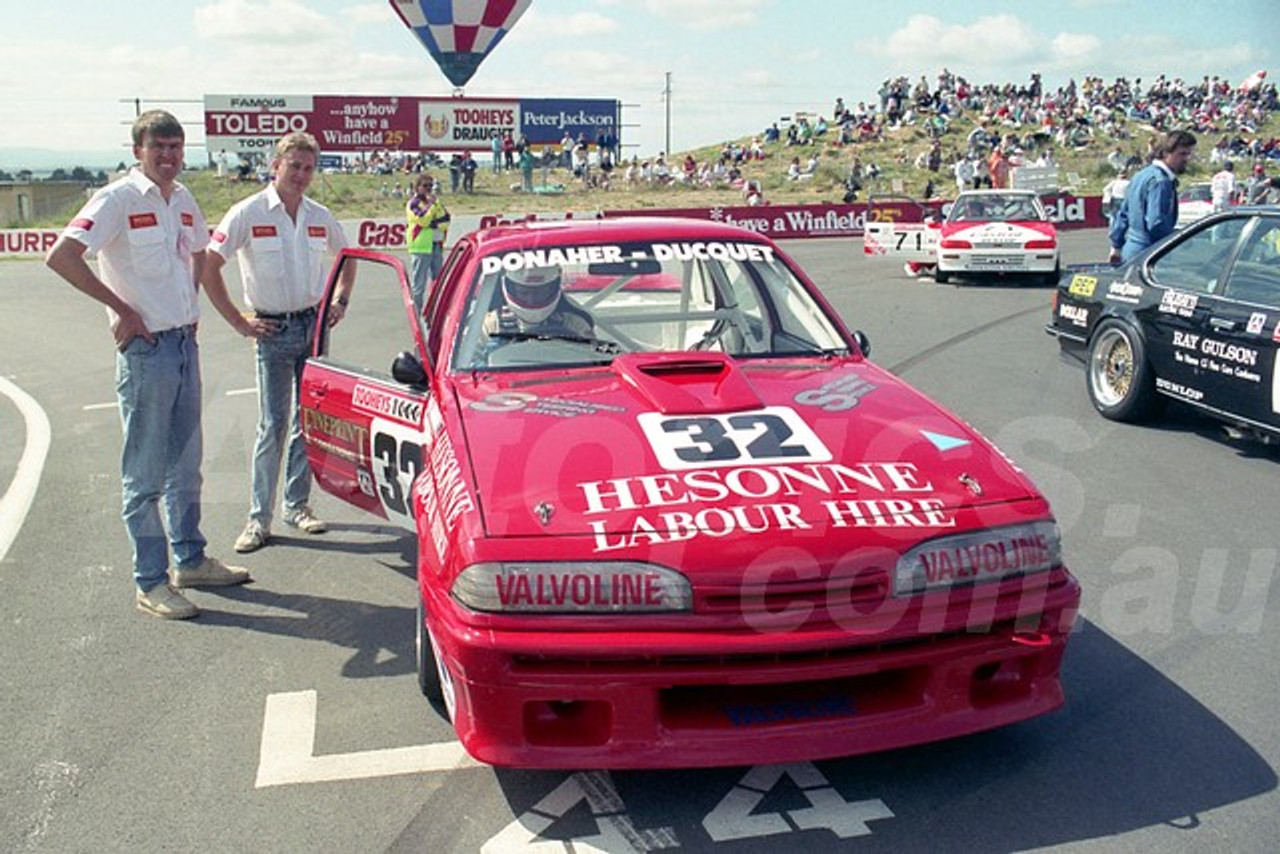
[853,330,871,358]
[391,351,428,387]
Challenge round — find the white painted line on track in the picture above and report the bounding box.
[255,690,478,788]
[86,385,254,409]
[0,376,51,562]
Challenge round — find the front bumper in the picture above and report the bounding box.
[427,570,1081,768]
[938,250,1059,274]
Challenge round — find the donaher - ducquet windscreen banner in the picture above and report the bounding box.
[204,95,620,157]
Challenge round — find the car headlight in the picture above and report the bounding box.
[452,561,694,614]
[893,521,1061,596]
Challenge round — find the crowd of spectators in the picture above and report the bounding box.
[811,68,1280,199]
[209,68,1277,204]
[854,70,1278,153]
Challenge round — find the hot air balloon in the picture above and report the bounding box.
[1240,69,1267,93]
[389,0,532,90]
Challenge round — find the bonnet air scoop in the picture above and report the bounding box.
[611,352,763,414]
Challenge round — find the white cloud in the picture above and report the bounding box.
[346,1,397,25]
[516,10,621,40]
[539,48,631,78]
[643,0,766,30]
[557,11,622,37]
[1050,32,1101,63]
[878,14,1044,67]
[195,0,344,44]
[739,69,774,88]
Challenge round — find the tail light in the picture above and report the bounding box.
[939,239,972,249]
[1025,239,1057,250]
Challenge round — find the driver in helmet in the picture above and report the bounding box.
[483,263,594,338]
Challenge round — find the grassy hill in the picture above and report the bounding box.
[29,108,1280,227]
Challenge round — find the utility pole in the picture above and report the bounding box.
[663,72,672,156]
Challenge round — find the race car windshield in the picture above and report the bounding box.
[949,194,1045,223]
[452,239,848,371]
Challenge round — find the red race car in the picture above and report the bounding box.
[301,217,1080,769]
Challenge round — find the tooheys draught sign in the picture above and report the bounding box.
[417,99,520,148]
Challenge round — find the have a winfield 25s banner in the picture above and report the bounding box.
[204,94,620,157]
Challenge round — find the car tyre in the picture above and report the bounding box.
[1041,262,1061,287]
[416,589,452,720]
[1087,319,1162,422]
[934,268,951,284]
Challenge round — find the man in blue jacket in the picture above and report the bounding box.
[1108,129,1196,264]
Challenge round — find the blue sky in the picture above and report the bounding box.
[0,0,1272,168]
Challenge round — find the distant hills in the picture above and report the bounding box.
[0,147,132,175]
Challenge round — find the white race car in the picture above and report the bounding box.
[1176,182,1214,230]
[865,189,1060,285]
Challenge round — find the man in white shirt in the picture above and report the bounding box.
[1102,167,1131,220]
[1210,161,1237,212]
[45,110,250,619]
[560,131,575,169]
[202,132,355,553]
[953,156,974,195]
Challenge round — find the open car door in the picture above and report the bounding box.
[300,248,428,530]
[862,194,941,264]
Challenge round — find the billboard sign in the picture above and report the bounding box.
[520,99,619,147]
[204,95,618,157]
[417,99,519,148]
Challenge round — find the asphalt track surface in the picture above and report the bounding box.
[1,229,1277,853]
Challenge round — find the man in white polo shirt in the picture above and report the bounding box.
[202,132,354,554]
[45,110,250,620]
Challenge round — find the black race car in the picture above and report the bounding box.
[1047,206,1280,442]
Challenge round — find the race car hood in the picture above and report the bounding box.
[454,353,1042,539]
[941,220,1056,244]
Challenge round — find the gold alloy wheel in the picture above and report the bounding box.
[1091,326,1133,406]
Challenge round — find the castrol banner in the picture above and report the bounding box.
[1,197,1104,258]
[343,194,1103,251]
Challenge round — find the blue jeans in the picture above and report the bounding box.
[409,247,442,313]
[116,327,207,592]
[250,308,316,528]
[409,252,430,312]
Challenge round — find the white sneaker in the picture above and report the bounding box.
[234,520,269,553]
[284,506,327,534]
[171,556,252,588]
[136,583,199,620]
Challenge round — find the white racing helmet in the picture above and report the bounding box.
[502,264,562,325]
